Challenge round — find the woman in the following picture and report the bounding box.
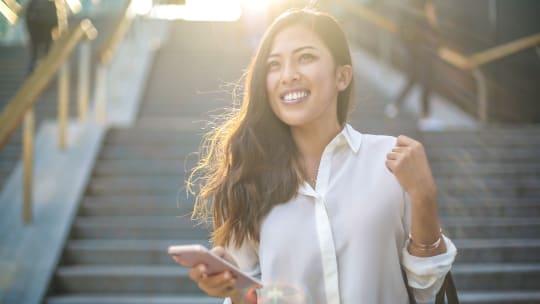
[178,8,456,304]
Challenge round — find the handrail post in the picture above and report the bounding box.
[55,0,70,150]
[78,41,91,121]
[58,62,70,149]
[94,64,107,124]
[23,109,35,224]
[472,68,488,124]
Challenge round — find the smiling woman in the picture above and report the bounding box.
[178,8,457,304]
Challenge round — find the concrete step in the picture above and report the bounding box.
[459,291,540,304]
[439,201,540,217]
[87,177,185,195]
[93,160,192,176]
[80,199,194,217]
[63,240,210,265]
[105,130,204,145]
[99,146,197,161]
[442,217,540,238]
[71,216,210,240]
[53,266,200,294]
[454,239,540,263]
[139,103,231,117]
[423,129,540,147]
[431,162,540,176]
[46,295,221,304]
[435,176,540,197]
[453,263,540,291]
[426,147,540,161]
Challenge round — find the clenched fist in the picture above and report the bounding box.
[385,135,437,202]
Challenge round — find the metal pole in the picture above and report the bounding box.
[472,68,488,124]
[22,109,35,224]
[78,42,91,121]
[94,64,107,124]
[55,0,70,149]
[58,62,70,149]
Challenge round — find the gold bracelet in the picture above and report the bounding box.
[408,229,443,251]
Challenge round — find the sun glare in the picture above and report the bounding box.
[150,0,243,21]
[242,0,271,13]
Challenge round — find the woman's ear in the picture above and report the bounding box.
[336,65,353,92]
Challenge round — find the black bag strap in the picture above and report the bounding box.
[402,268,459,304]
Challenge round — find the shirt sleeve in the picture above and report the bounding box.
[223,238,261,304]
[400,192,458,304]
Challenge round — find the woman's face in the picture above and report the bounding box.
[265,24,351,129]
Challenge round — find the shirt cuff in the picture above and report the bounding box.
[402,234,457,289]
[223,298,232,304]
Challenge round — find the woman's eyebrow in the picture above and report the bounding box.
[268,46,317,59]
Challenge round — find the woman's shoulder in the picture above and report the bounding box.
[358,132,397,152]
[344,125,397,154]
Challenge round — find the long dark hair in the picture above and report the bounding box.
[188,8,354,247]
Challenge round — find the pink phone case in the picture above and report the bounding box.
[168,244,262,289]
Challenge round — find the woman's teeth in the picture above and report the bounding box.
[283,91,309,102]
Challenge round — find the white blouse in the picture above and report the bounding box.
[223,124,457,304]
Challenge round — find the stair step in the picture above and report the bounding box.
[438,202,540,217]
[87,177,185,195]
[71,216,210,240]
[435,176,540,190]
[134,117,211,130]
[94,160,192,176]
[442,217,540,238]
[46,295,221,304]
[80,200,194,216]
[453,263,540,291]
[423,130,540,147]
[431,162,540,176]
[54,266,200,293]
[100,146,198,160]
[63,240,211,265]
[459,291,540,303]
[454,239,540,263]
[105,130,204,145]
[427,146,540,157]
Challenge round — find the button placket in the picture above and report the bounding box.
[313,145,340,304]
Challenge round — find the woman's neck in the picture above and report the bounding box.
[290,120,342,163]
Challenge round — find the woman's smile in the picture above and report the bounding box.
[280,88,310,104]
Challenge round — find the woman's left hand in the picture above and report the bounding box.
[385,135,436,202]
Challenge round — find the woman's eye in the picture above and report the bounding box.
[267,61,280,71]
[299,53,316,63]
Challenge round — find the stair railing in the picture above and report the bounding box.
[337,0,540,124]
[0,18,97,224]
[94,0,136,124]
[0,0,19,24]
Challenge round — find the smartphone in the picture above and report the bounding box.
[168,244,262,289]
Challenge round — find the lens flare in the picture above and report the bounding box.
[256,282,311,304]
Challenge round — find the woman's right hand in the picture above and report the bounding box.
[174,246,246,303]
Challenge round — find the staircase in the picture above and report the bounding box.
[41,18,540,304]
[424,127,540,303]
[44,20,251,304]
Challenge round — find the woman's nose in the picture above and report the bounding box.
[280,61,300,84]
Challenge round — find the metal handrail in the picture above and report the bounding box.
[0,18,96,223]
[0,19,97,149]
[0,0,18,24]
[98,0,136,65]
[338,0,540,123]
[94,0,136,123]
[438,33,540,70]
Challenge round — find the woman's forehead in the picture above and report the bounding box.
[268,25,326,56]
